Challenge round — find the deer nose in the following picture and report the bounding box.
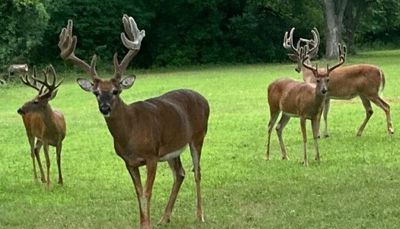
[99,105,111,115]
[321,89,327,94]
[17,108,25,115]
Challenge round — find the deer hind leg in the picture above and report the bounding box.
[322,99,330,138]
[276,114,290,160]
[311,118,321,164]
[265,111,280,160]
[190,135,206,222]
[300,118,308,167]
[34,140,46,183]
[369,96,393,135]
[56,143,63,185]
[159,157,185,224]
[357,96,373,136]
[43,144,51,188]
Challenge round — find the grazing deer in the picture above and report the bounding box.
[58,15,209,228]
[17,65,66,188]
[8,64,29,79]
[265,45,345,166]
[283,27,393,137]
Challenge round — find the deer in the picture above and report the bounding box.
[17,65,66,188]
[58,15,210,229]
[8,64,29,80]
[283,27,393,137]
[265,45,345,166]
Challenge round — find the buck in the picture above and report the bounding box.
[58,15,209,228]
[17,65,66,188]
[283,27,393,137]
[265,45,345,166]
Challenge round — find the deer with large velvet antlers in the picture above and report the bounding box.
[17,65,66,188]
[265,45,345,166]
[283,27,393,137]
[58,15,209,228]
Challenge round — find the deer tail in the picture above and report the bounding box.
[380,69,386,93]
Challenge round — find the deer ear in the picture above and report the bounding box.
[120,75,136,90]
[287,53,299,61]
[77,78,94,92]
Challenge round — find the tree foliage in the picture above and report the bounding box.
[0,0,399,69]
[0,0,49,69]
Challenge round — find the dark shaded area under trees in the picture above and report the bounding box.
[1,0,400,70]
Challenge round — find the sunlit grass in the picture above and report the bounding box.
[0,50,399,228]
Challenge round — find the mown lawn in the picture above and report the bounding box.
[1,50,400,228]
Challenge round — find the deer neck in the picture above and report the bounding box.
[104,97,132,144]
[313,88,326,107]
[41,105,58,130]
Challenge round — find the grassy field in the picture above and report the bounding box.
[1,50,400,228]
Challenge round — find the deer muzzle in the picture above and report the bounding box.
[17,108,25,115]
[99,105,111,117]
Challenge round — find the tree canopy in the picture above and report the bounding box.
[1,0,400,69]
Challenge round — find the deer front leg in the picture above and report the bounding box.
[34,140,46,183]
[311,118,321,164]
[127,159,158,229]
[27,135,37,180]
[142,160,158,229]
[300,118,308,167]
[126,164,146,227]
[56,143,63,185]
[322,98,330,138]
[159,157,185,224]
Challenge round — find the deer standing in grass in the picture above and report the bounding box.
[265,45,345,166]
[58,15,209,229]
[283,28,393,137]
[17,65,66,188]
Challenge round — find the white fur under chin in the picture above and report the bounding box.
[103,113,111,118]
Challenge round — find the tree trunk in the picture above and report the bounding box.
[323,0,348,59]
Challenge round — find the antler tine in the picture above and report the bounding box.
[283,27,300,56]
[58,19,99,81]
[306,27,320,59]
[34,65,63,97]
[301,47,318,73]
[114,14,146,78]
[20,66,42,92]
[48,64,64,89]
[327,43,346,74]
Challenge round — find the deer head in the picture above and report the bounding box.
[58,15,145,117]
[301,44,346,96]
[283,27,320,73]
[18,65,63,115]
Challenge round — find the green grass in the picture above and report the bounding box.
[1,50,400,228]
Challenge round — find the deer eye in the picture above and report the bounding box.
[112,90,119,95]
[316,79,321,83]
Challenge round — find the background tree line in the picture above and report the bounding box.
[1,0,400,70]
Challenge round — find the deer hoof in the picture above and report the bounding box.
[158,216,170,225]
